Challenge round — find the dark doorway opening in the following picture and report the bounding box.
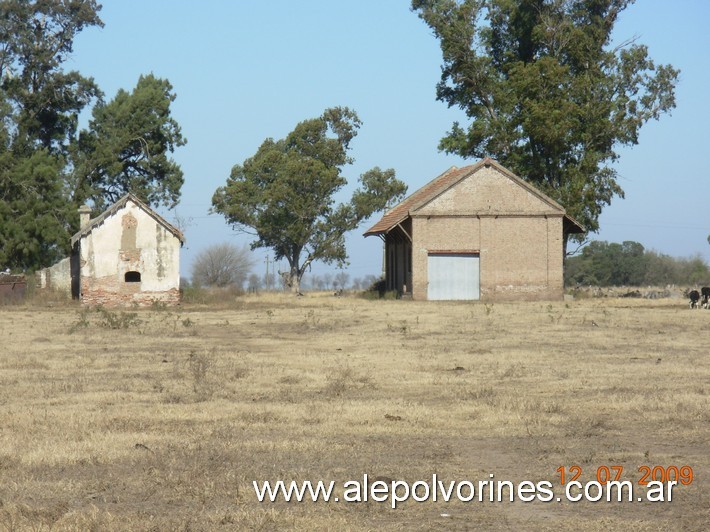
[125,271,141,283]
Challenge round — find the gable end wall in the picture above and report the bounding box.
[79,201,181,306]
[411,214,564,301]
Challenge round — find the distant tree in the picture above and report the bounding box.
[566,240,646,286]
[565,240,710,287]
[263,271,275,291]
[298,275,310,290]
[311,274,325,290]
[247,273,261,293]
[412,0,679,249]
[322,272,334,291]
[191,243,254,288]
[351,277,362,290]
[334,270,350,290]
[212,107,407,293]
[643,251,678,286]
[677,254,710,286]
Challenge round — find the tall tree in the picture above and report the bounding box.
[0,110,73,269]
[0,2,187,271]
[412,0,679,245]
[0,0,101,271]
[0,0,103,154]
[72,74,186,210]
[212,107,407,293]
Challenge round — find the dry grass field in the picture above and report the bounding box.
[0,293,708,531]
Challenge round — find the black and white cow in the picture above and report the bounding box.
[688,290,700,309]
[701,287,710,309]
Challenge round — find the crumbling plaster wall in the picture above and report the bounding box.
[79,201,180,306]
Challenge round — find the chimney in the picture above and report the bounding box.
[78,205,92,228]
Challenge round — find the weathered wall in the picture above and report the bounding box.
[79,200,181,306]
[36,257,72,294]
[410,166,565,301]
[416,165,560,217]
[0,274,26,303]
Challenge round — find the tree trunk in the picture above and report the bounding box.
[289,264,301,294]
[563,232,569,258]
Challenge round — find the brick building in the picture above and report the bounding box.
[38,193,184,306]
[364,158,584,301]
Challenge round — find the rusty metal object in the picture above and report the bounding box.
[0,274,26,303]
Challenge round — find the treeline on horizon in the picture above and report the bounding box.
[565,241,710,287]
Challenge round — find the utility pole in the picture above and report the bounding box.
[264,255,271,291]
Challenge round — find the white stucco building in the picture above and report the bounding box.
[67,193,184,306]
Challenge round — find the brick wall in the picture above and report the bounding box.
[405,164,567,301]
[411,214,564,301]
[77,199,182,306]
[81,274,180,306]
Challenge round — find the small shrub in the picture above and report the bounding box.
[189,350,215,402]
[322,365,374,397]
[150,299,168,311]
[69,307,141,332]
[386,320,409,335]
[69,308,92,333]
[96,307,141,330]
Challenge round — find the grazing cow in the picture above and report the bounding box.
[688,289,700,309]
[701,287,710,309]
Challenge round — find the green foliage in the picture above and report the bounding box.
[412,0,679,242]
[0,146,74,269]
[0,2,186,271]
[565,240,710,286]
[0,0,104,154]
[212,107,407,292]
[0,0,103,270]
[73,74,186,210]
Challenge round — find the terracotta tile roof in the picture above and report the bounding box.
[364,157,585,236]
[364,165,473,236]
[71,193,185,246]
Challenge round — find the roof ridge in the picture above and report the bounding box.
[364,158,584,237]
[70,194,185,245]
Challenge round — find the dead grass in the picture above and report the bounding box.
[0,294,708,530]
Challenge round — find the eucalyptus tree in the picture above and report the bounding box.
[412,0,679,246]
[212,107,407,293]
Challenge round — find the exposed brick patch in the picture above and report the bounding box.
[80,275,180,307]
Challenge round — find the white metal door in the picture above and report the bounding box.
[427,253,480,300]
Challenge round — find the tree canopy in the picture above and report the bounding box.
[412,0,679,243]
[191,242,255,289]
[212,107,407,293]
[0,0,186,271]
[565,240,710,287]
[72,74,186,211]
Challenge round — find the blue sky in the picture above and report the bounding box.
[71,1,710,283]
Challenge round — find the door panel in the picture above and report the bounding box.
[427,253,480,300]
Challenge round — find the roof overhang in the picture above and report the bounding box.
[364,157,588,238]
[563,214,586,234]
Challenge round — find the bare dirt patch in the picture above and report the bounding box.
[0,295,707,530]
